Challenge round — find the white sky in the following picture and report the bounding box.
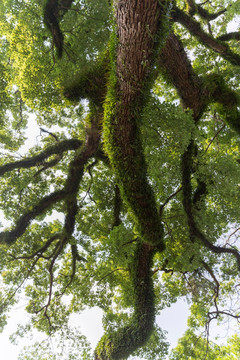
[0,300,190,359]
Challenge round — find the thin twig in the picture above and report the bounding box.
[204,124,225,153]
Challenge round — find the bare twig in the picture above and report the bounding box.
[40,127,59,142]
[226,227,240,245]
[98,268,128,282]
[204,124,226,153]
[159,186,182,217]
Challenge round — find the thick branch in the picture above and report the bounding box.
[0,190,66,245]
[173,6,240,66]
[161,32,240,268]
[0,139,82,176]
[111,185,122,229]
[19,117,101,321]
[64,56,109,106]
[157,30,240,267]
[95,243,156,360]
[0,112,101,246]
[185,0,227,20]
[181,143,240,270]
[218,32,240,42]
[43,0,74,57]
[196,5,227,21]
[34,154,63,177]
[159,34,240,135]
[103,0,170,248]
[159,34,208,120]
[185,0,197,16]
[204,74,240,134]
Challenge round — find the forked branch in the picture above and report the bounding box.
[173,6,240,66]
[181,143,240,270]
[0,139,82,176]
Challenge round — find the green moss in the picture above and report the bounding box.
[204,73,240,135]
[204,73,239,107]
[102,2,172,248]
[95,243,156,360]
[63,53,109,107]
[216,104,240,135]
[43,0,64,58]
[185,0,197,16]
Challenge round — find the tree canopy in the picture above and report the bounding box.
[0,0,240,359]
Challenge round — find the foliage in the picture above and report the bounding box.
[170,331,240,360]
[17,326,92,360]
[0,0,240,359]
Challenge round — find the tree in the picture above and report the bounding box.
[170,331,240,360]
[0,0,240,358]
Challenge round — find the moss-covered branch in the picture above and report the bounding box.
[103,0,171,248]
[0,190,67,245]
[185,0,197,16]
[204,73,240,135]
[159,33,208,120]
[43,0,64,57]
[159,34,240,135]
[43,0,74,57]
[62,113,101,245]
[197,5,226,21]
[0,112,101,246]
[158,32,240,268]
[181,143,240,270]
[192,179,207,210]
[0,139,82,176]
[218,32,240,42]
[185,0,227,20]
[95,242,156,360]
[64,55,109,107]
[173,6,240,66]
[196,6,227,21]
[111,185,122,229]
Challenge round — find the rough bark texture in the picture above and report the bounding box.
[95,1,171,358]
[116,0,160,94]
[105,0,168,247]
[159,34,208,120]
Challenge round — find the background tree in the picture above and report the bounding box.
[0,0,240,359]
